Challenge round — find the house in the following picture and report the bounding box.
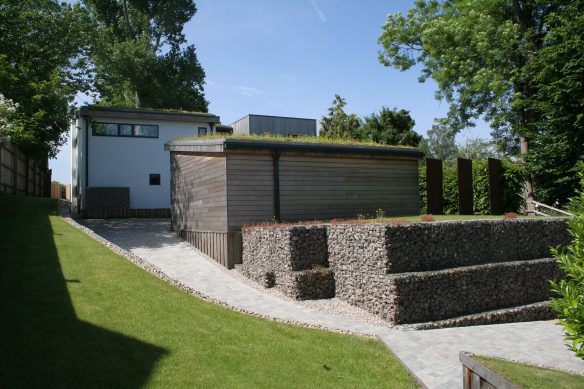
[230,114,316,137]
[71,106,223,216]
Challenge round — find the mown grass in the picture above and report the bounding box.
[177,133,415,149]
[475,355,584,389]
[0,195,418,388]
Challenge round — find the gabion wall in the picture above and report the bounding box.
[240,218,570,324]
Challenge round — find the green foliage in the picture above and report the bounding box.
[551,215,584,360]
[568,163,584,215]
[378,0,584,206]
[419,159,525,215]
[0,0,87,157]
[319,95,361,140]
[82,0,208,111]
[359,107,421,147]
[418,122,458,160]
[458,138,501,160]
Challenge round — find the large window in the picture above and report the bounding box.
[92,122,159,138]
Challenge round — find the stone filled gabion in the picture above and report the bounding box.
[242,225,328,271]
[327,218,570,274]
[335,258,561,324]
[241,217,569,325]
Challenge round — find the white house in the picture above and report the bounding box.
[71,106,224,215]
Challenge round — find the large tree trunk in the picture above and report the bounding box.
[519,134,535,210]
[134,89,141,108]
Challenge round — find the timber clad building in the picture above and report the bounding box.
[167,138,423,268]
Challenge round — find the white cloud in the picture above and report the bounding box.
[235,86,261,97]
[309,0,327,22]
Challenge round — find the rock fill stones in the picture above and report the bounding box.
[240,218,570,326]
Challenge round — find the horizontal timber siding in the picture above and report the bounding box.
[226,154,275,229]
[279,156,420,220]
[171,154,228,231]
[178,230,242,269]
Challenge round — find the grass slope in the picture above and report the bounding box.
[475,355,584,389]
[0,195,417,388]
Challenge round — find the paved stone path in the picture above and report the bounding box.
[83,218,584,388]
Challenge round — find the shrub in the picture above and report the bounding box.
[552,164,584,360]
[551,217,584,360]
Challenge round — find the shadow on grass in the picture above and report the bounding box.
[0,196,167,388]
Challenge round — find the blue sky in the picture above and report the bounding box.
[51,0,491,183]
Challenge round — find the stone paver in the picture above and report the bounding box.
[83,218,584,389]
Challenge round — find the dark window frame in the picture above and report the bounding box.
[149,174,161,186]
[198,127,208,136]
[92,122,159,139]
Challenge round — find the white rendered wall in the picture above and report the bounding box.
[85,116,210,209]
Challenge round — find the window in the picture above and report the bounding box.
[92,122,159,138]
[119,124,133,136]
[135,125,158,137]
[149,174,161,186]
[93,123,118,136]
[198,127,207,136]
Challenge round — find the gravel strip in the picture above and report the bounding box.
[57,201,376,336]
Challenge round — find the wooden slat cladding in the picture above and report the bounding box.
[279,155,420,220]
[179,230,242,269]
[171,154,228,231]
[226,154,275,229]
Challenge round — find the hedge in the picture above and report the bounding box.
[419,160,525,215]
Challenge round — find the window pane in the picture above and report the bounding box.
[134,125,158,137]
[119,124,133,136]
[198,127,207,136]
[149,174,161,186]
[93,123,118,136]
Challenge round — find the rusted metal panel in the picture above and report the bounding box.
[488,158,503,215]
[426,158,443,215]
[457,158,473,215]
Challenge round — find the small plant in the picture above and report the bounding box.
[420,214,435,222]
[376,208,385,220]
[503,212,518,219]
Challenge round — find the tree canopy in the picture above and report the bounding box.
[319,95,361,140]
[0,0,87,157]
[319,95,421,147]
[359,107,421,147]
[378,0,584,205]
[82,0,208,111]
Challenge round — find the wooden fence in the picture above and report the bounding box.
[0,142,51,197]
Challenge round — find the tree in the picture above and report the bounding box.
[378,0,555,203]
[524,0,584,205]
[418,123,458,160]
[359,107,421,147]
[319,95,361,139]
[457,138,501,160]
[0,0,87,157]
[82,0,208,111]
[0,95,20,144]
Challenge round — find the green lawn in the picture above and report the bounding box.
[0,195,418,388]
[475,355,584,389]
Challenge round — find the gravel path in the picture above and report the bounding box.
[63,213,584,388]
